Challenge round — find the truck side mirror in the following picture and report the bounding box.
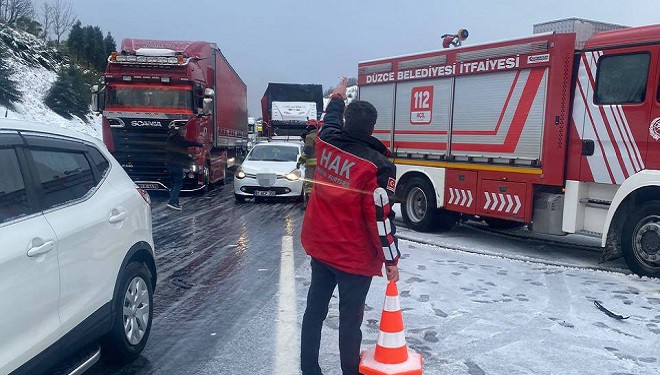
[91,85,103,114]
[202,97,214,116]
[200,88,215,116]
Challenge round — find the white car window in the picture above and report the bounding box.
[30,149,96,210]
[0,148,32,224]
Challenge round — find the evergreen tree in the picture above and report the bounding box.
[44,64,90,120]
[66,21,84,62]
[104,31,116,56]
[91,26,106,71]
[0,43,22,109]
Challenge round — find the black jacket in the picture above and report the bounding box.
[165,130,203,168]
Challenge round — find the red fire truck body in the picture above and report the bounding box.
[358,21,660,276]
[97,39,248,192]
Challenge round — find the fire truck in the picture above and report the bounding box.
[357,19,660,277]
[92,39,248,192]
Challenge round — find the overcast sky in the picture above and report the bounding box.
[63,0,658,116]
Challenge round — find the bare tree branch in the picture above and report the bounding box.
[49,0,77,47]
[0,0,34,25]
[41,2,53,41]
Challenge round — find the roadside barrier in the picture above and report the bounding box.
[359,279,423,375]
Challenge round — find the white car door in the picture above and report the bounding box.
[24,135,126,336]
[0,135,61,374]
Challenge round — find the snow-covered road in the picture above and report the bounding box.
[89,186,658,375]
[309,239,660,375]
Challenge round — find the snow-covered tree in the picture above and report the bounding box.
[0,42,22,109]
[44,64,90,120]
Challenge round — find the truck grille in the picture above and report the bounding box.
[111,127,169,183]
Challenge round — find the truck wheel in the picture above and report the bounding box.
[621,201,660,277]
[402,177,456,232]
[101,262,153,364]
[484,217,525,230]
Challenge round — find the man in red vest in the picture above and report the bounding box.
[300,78,401,375]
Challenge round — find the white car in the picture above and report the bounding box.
[0,120,156,375]
[234,142,303,202]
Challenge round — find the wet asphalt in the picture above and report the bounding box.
[86,181,633,374]
[88,183,306,374]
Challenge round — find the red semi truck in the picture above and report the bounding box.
[358,19,660,276]
[92,39,248,192]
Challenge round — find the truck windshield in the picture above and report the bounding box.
[247,145,299,162]
[106,84,193,113]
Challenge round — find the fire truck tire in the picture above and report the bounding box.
[483,217,525,230]
[621,201,660,277]
[402,177,455,232]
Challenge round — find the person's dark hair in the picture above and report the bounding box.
[344,100,377,136]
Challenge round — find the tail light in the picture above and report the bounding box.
[137,188,151,205]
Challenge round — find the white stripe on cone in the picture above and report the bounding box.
[383,295,400,312]
[377,330,407,349]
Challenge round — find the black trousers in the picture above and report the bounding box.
[301,258,373,375]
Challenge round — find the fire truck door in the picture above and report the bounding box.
[574,47,655,184]
[647,47,660,170]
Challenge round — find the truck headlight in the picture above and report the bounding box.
[285,169,301,181]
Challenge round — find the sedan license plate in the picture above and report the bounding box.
[137,183,160,190]
[254,190,276,197]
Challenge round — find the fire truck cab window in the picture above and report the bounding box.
[106,85,193,111]
[594,53,650,105]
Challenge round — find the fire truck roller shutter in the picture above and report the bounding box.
[450,68,548,165]
[359,83,395,150]
[393,78,452,157]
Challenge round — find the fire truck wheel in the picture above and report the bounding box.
[483,217,525,230]
[402,177,455,232]
[621,201,660,277]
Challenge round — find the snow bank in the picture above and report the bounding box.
[0,25,101,139]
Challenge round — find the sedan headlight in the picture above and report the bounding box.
[236,169,246,179]
[285,169,301,181]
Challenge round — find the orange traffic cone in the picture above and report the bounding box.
[359,279,423,375]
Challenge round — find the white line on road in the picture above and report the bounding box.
[275,236,299,374]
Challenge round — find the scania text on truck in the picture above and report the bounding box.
[92,39,248,192]
[261,83,323,138]
[357,19,660,276]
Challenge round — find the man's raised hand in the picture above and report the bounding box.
[332,77,348,100]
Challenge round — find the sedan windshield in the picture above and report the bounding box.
[106,84,193,112]
[247,145,299,162]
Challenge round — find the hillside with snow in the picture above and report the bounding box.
[0,25,101,138]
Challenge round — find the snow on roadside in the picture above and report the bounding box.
[0,25,101,139]
[299,240,660,375]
